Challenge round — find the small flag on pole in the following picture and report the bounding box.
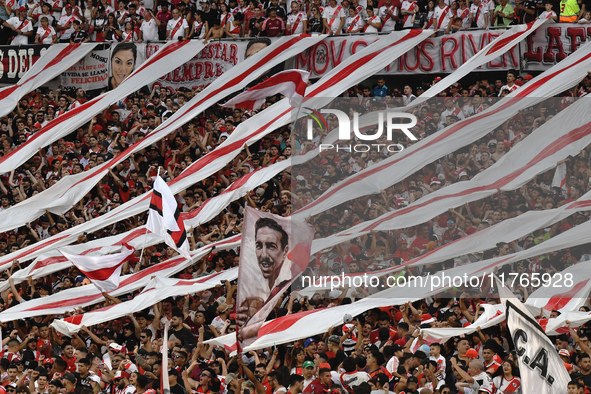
[146,175,191,259]
[59,244,135,293]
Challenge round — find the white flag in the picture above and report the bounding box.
[146,175,191,259]
[552,162,568,190]
[496,276,571,394]
[59,244,135,293]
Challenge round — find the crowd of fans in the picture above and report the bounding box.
[0,40,590,394]
[0,0,589,46]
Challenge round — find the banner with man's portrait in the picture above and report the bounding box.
[236,206,314,348]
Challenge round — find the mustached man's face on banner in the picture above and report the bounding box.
[255,225,288,289]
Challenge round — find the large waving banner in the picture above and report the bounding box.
[0,40,206,174]
[0,35,322,233]
[236,207,314,348]
[0,43,97,117]
[0,235,241,322]
[0,31,427,268]
[294,39,591,224]
[51,274,238,336]
[498,278,571,394]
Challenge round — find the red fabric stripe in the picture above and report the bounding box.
[64,314,84,325]
[230,99,259,110]
[7,234,70,264]
[150,192,163,212]
[257,307,322,336]
[116,228,148,245]
[485,21,534,56]
[30,246,101,271]
[243,70,307,93]
[24,293,104,311]
[133,40,189,75]
[565,200,591,210]
[542,279,590,311]
[32,256,67,270]
[23,256,186,311]
[78,263,123,281]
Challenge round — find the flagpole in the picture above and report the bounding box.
[137,227,149,267]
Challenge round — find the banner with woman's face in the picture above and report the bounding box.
[108,42,147,91]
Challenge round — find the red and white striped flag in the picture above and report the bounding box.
[59,244,135,293]
[552,162,567,190]
[147,175,191,259]
[222,70,309,111]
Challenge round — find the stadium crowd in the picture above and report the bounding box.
[0,26,590,393]
[0,64,589,394]
[0,0,588,46]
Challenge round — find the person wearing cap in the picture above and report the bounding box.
[92,5,108,41]
[56,4,80,42]
[3,6,34,45]
[61,372,77,393]
[298,361,315,389]
[112,371,135,394]
[326,335,341,359]
[47,379,63,394]
[538,0,557,20]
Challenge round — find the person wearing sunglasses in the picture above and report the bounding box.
[138,329,154,352]
[172,351,188,371]
[442,217,465,245]
[111,371,133,393]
